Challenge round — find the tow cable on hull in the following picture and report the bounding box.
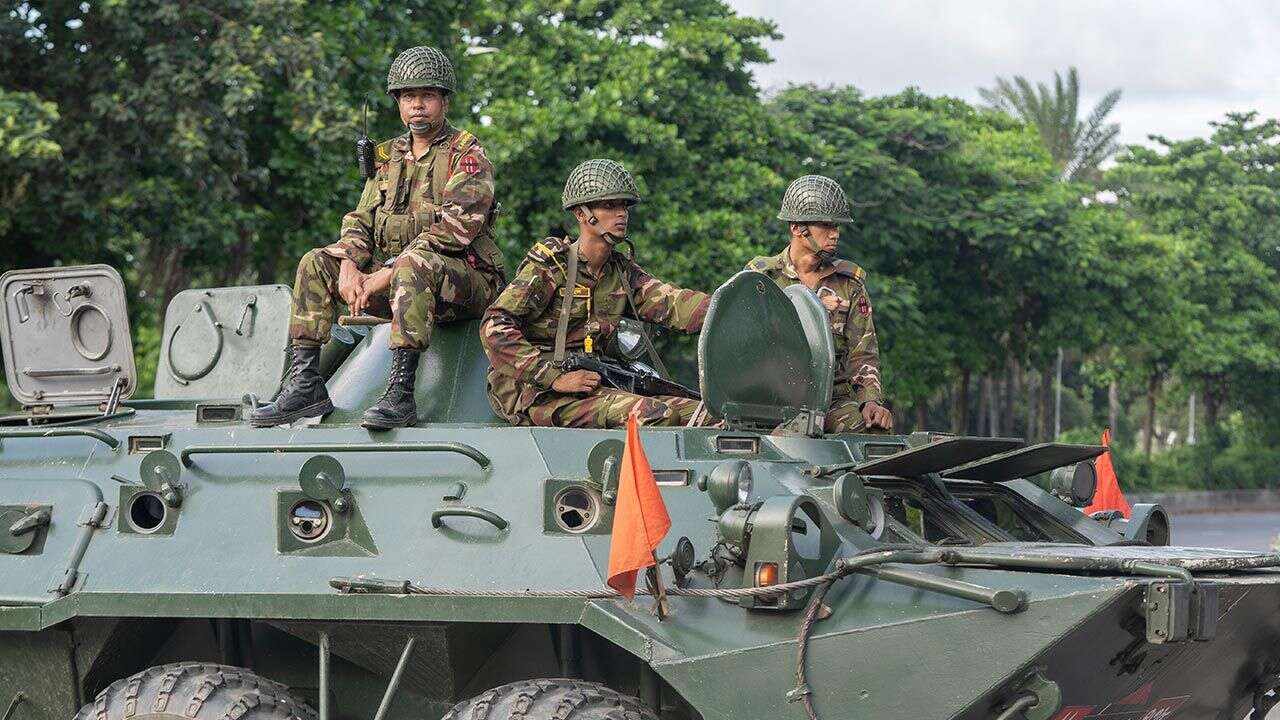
[332,547,1280,720]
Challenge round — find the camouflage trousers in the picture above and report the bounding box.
[487,372,698,428]
[290,248,501,350]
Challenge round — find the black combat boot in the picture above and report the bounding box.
[360,348,421,430]
[250,345,333,427]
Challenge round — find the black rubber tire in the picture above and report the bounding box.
[74,662,317,720]
[443,679,658,720]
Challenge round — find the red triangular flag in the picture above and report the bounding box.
[606,413,672,599]
[1085,428,1131,519]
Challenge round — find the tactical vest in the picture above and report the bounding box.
[372,130,506,277]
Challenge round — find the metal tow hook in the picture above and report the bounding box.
[994,670,1060,720]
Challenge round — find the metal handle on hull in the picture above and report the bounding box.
[179,441,491,469]
[0,427,120,449]
[431,507,508,530]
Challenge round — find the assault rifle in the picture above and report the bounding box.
[561,353,700,400]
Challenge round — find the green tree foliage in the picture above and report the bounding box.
[979,66,1121,182]
[0,0,468,306]
[1106,112,1280,437]
[0,88,60,236]
[464,0,785,286]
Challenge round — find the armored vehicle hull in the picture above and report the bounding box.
[2,268,1279,720]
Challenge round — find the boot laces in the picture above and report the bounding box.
[376,351,414,402]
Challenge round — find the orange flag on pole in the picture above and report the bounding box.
[1084,428,1131,518]
[606,413,672,600]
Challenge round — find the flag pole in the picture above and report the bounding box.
[647,551,670,620]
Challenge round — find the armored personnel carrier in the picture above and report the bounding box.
[1,264,1278,720]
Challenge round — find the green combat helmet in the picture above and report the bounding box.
[386,46,456,95]
[777,174,854,224]
[561,159,641,210]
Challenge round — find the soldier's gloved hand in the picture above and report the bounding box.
[338,259,366,308]
[861,401,894,430]
[552,370,601,395]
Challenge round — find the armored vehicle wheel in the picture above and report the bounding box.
[74,662,316,720]
[444,679,658,720]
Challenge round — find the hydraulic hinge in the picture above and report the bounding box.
[48,501,110,596]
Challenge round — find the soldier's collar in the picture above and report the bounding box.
[394,123,457,161]
[781,247,836,280]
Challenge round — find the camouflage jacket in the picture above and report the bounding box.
[321,124,505,278]
[482,237,710,406]
[746,248,883,406]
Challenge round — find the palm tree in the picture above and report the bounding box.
[979,66,1122,183]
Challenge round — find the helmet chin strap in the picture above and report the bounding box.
[585,207,625,245]
[801,225,836,266]
[408,119,435,136]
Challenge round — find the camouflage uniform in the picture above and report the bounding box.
[289,124,506,350]
[481,236,710,428]
[757,174,884,434]
[254,45,502,430]
[746,249,882,433]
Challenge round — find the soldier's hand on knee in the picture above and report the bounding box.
[338,261,366,308]
[553,370,601,394]
[363,268,394,296]
[861,401,893,430]
[352,269,393,317]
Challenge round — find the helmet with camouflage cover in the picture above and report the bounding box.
[561,159,641,210]
[777,174,853,224]
[387,46,456,95]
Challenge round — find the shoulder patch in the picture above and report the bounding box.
[746,256,773,272]
[833,259,865,282]
[375,139,393,163]
[526,236,571,264]
[452,128,477,152]
[450,130,485,176]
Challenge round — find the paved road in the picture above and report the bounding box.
[1171,511,1280,552]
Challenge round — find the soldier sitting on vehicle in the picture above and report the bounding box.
[251,46,506,430]
[480,159,710,428]
[746,175,893,433]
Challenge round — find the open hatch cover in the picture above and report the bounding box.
[0,265,136,408]
[943,442,1106,482]
[697,271,834,432]
[854,436,1025,478]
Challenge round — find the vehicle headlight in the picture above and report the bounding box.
[1051,462,1097,507]
[704,460,753,514]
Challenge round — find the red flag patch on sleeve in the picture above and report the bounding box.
[459,154,481,175]
[856,295,871,316]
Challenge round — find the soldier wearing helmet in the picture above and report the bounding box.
[253,46,506,430]
[746,175,892,433]
[480,159,710,428]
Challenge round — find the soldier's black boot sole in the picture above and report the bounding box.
[250,397,335,427]
[359,403,417,430]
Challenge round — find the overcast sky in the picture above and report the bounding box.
[726,0,1280,147]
